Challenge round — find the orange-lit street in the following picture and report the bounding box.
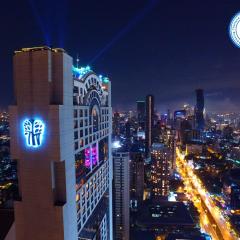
[176,147,239,240]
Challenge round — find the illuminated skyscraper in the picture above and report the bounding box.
[161,126,176,172]
[130,150,144,203]
[125,121,131,139]
[113,112,120,137]
[145,95,154,157]
[151,143,170,197]
[9,46,112,240]
[195,89,205,131]
[112,151,130,240]
[174,110,186,130]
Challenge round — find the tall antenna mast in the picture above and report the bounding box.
[76,54,79,68]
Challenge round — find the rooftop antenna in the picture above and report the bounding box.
[76,54,80,68]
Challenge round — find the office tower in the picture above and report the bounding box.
[113,112,120,137]
[161,126,176,172]
[145,95,154,157]
[128,111,134,119]
[183,104,194,117]
[195,89,205,131]
[112,151,130,240]
[174,110,186,130]
[136,101,145,129]
[160,113,168,126]
[167,109,171,126]
[230,185,240,210]
[151,143,170,197]
[125,121,131,139]
[187,115,196,130]
[9,47,112,240]
[179,120,192,145]
[129,147,144,203]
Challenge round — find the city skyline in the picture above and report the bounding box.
[0,1,240,112]
[1,2,240,240]
[0,47,240,239]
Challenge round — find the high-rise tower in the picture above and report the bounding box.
[145,95,154,157]
[9,46,113,240]
[112,150,130,240]
[130,150,144,203]
[151,143,170,197]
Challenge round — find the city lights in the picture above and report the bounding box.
[112,140,121,149]
[1,3,240,239]
[176,147,239,240]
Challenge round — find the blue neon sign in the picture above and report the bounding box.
[72,65,91,79]
[23,119,45,148]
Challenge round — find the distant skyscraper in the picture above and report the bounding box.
[179,119,192,145]
[145,95,154,157]
[113,112,121,136]
[151,143,170,197]
[195,89,205,131]
[167,109,171,125]
[113,151,130,240]
[10,47,113,240]
[136,101,145,129]
[174,110,186,130]
[130,148,144,203]
[230,185,240,210]
[161,126,176,172]
[125,121,131,139]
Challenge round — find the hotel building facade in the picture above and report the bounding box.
[9,46,113,240]
[151,143,170,197]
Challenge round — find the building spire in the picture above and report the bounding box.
[76,54,79,68]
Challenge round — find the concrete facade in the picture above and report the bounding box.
[9,47,112,240]
[113,151,130,240]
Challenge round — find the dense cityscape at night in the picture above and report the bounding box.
[0,1,240,240]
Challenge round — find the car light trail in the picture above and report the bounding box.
[176,147,239,240]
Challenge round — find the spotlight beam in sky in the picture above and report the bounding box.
[27,0,51,45]
[89,0,159,64]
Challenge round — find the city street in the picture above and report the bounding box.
[176,147,239,240]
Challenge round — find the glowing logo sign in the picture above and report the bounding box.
[229,12,240,48]
[23,119,45,148]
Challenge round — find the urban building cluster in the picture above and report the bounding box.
[0,46,240,240]
[112,89,240,240]
[0,112,16,194]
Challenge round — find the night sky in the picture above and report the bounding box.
[0,0,240,112]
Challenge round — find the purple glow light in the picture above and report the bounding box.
[85,148,91,167]
[92,146,98,165]
[84,145,98,168]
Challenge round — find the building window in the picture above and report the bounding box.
[74,131,78,140]
[80,120,83,127]
[80,139,83,148]
[74,120,78,129]
[92,106,99,133]
[80,110,83,117]
[74,110,78,118]
[75,142,78,150]
[80,130,83,138]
